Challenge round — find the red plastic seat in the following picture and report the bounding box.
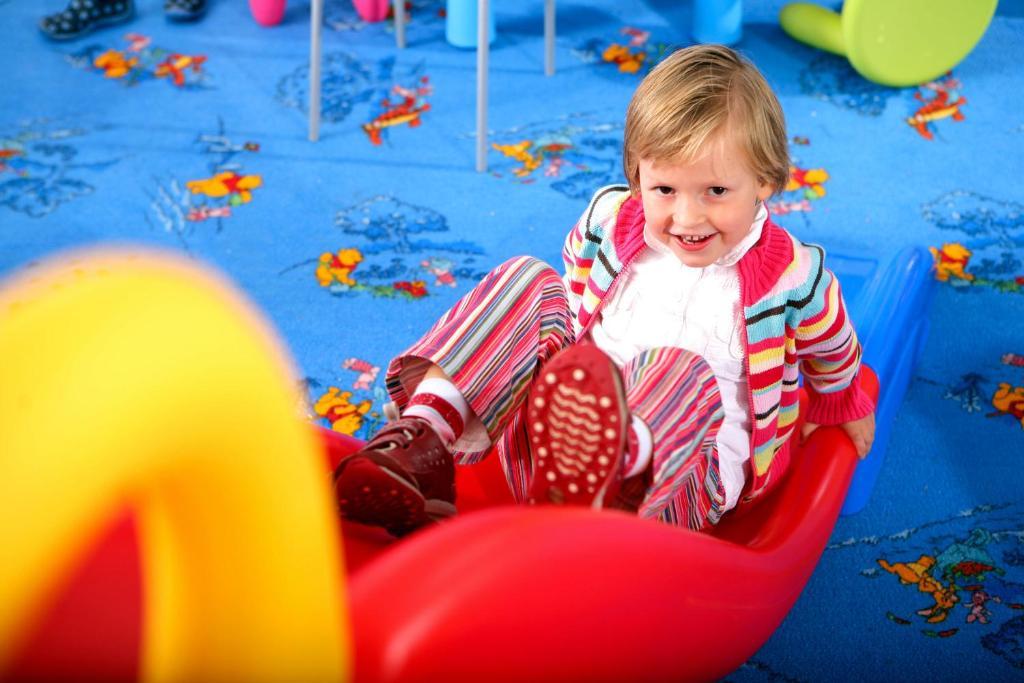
[328,368,879,682]
[6,369,877,683]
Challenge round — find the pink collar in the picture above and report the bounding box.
[613,194,794,305]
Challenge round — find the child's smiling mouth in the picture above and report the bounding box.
[674,233,716,251]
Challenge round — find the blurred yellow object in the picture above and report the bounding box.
[0,249,349,682]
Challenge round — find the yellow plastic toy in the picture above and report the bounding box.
[0,250,350,682]
[779,0,998,87]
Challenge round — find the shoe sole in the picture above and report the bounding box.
[526,343,628,508]
[424,497,457,520]
[39,6,136,42]
[335,457,431,537]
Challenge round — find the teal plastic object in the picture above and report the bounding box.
[693,0,743,46]
[779,0,997,87]
[829,246,936,515]
[446,0,495,48]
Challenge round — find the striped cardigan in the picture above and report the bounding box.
[562,186,875,502]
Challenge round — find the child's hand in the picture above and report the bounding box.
[800,412,876,459]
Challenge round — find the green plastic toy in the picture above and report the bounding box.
[779,0,998,87]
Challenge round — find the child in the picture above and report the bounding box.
[333,44,876,537]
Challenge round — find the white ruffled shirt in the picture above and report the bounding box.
[589,204,767,511]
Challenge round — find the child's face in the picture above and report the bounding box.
[637,134,773,268]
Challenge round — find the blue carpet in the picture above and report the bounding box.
[2,0,1024,678]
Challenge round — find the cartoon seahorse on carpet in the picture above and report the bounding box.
[154,53,208,87]
[363,78,432,145]
[907,74,966,140]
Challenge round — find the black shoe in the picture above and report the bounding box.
[39,0,134,41]
[164,0,207,22]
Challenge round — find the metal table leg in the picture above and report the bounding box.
[544,0,555,76]
[475,0,555,171]
[475,0,489,172]
[309,0,323,141]
[395,0,406,48]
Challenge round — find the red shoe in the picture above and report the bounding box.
[607,470,652,513]
[526,343,629,508]
[607,427,653,513]
[332,417,456,537]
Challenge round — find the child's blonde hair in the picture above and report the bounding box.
[623,44,790,195]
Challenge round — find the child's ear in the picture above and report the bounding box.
[756,180,773,203]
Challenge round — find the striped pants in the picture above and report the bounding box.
[385,257,727,530]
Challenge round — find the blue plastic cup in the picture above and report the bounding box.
[446,0,496,48]
[692,0,743,45]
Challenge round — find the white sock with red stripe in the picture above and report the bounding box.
[404,377,473,448]
[624,415,652,478]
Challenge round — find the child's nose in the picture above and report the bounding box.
[672,197,703,228]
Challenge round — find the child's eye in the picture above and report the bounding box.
[708,186,728,197]
[654,186,674,196]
